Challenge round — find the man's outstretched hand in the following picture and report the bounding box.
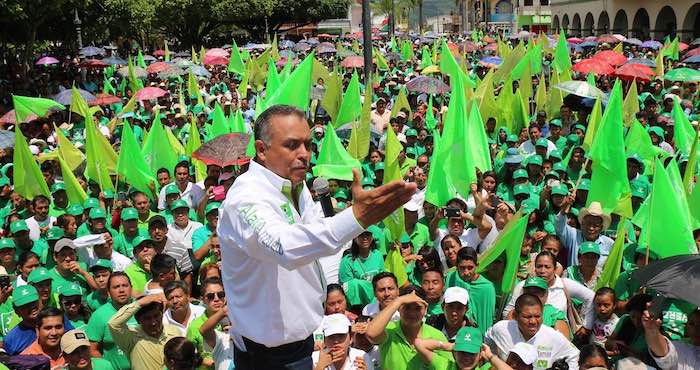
[351,168,417,228]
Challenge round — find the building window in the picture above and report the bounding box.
[524,0,533,6]
[540,0,549,5]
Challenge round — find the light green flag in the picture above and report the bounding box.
[71,85,102,119]
[13,129,50,199]
[227,40,246,75]
[279,57,294,84]
[622,80,639,126]
[420,46,432,69]
[118,122,156,198]
[185,117,207,183]
[142,112,179,176]
[85,119,116,191]
[264,53,314,111]
[400,40,414,61]
[321,70,342,123]
[137,49,147,68]
[57,156,88,205]
[671,98,696,156]
[582,97,602,151]
[335,72,362,127]
[425,96,437,131]
[425,131,455,207]
[625,119,666,175]
[383,127,405,242]
[553,30,572,73]
[347,88,372,160]
[587,80,633,217]
[477,210,528,294]
[265,58,281,97]
[312,125,361,181]
[390,87,412,119]
[595,219,627,290]
[54,124,85,171]
[374,48,390,71]
[661,36,680,61]
[12,95,65,123]
[164,41,170,62]
[208,103,229,139]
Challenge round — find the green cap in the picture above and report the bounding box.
[578,178,591,191]
[399,232,411,244]
[333,188,349,200]
[46,227,65,241]
[544,171,559,180]
[522,197,539,213]
[132,235,154,249]
[0,238,15,250]
[535,138,549,148]
[528,155,543,166]
[89,259,113,272]
[578,241,601,255]
[205,202,220,215]
[67,204,84,216]
[361,177,375,188]
[83,198,100,210]
[549,119,562,127]
[12,285,39,307]
[552,184,569,196]
[89,208,107,220]
[553,162,566,173]
[58,282,83,297]
[28,267,52,284]
[567,134,580,145]
[170,199,189,211]
[120,207,138,221]
[405,147,416,156]
[50,182,66,194]
[164,184,180,196]
[453,326,482,354]
[513,169,529,180]
[523,277,548,290]
[648,126,665,138]
[574,124,586,132]
[10,220,29,234]
[103,190,115,199]
[506,134,518,143]
[634,245,658,260]
[514,184,530,196]
[406,128,418,137]
[374,162,385,171]
[0,176,9,187]
[549,150,562,161]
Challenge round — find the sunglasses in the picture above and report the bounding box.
[61,296,82,306]
[205,291,226,300]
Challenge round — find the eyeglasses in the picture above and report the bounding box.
[61,297,82,306]
[205,291,226,300]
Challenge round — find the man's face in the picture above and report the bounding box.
[123,219,138,234]
[376,101,386,113]
[15,301,39,321]
[455,351,480,370]
[256,114,311,186]
[516,304,543,338]
[374,277,398,309]
[414,169,426,188]
[149,224,167,242]
[34,200,49,220]
[528,127,541,142]
[206,212,219,229]
[138,309,164,337]
[173,208,189,227]
[323,333,350,354]
[134,244,156,268]
[53,191,68,208]
[38,315,64,349]
[582,215,603,241]
[66,345,91,369]
[457,259,478,282]
[444,302,467,328]
[55,248,77,271]
[421,271,444,302]
[448,218,465,236]
[175,166,189,185]
[399,299,426,325]
[157,172,171,187]
[550,125,561,137]
[93,269,111,290]
[0,248,13,265]
[109,275,133,305]
[89,218,106,232]
[166,287,189,314]
[134,195,150,215]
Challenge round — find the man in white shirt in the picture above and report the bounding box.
[312,314,370,370]
[73,233,133,272]
[361,272,400,321]
[218,105,415,369]
[644,307,700,370]
[157,161,205,211]
[25,195,56,241]
[518,125,557,156]
[166,199,203,251]
[370,98,391,134]
[485,294,579,370]
[162,280,205,336]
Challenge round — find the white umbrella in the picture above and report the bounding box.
[554,81,609,103]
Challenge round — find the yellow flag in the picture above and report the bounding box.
[347,87,372,160]
[622,80,640,127]
[613,42,623,54]
[535,74,548,115]
[54,124,85,170]
[390,87,412,120]
[655,52,664,78]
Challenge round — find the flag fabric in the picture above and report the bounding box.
[553,30,572,73]
[494,42,526,83]
[208,103,229,139]
[374,48,390,70]
[661,36,680,61]
[595,219,627,290]
[12,95,65,123]
[382,127,405,241]
[54,124,85,171]
[671,98,696,156]
[227,40,246,75]
[265,58,281,97]
[127,58,143,93]
[85,119,116,191]
[655,51,665,77]
[57,156,88,205]
[622,80,639,126]
[384,247,408,287]
[312,124,361,181]
[271,35,280,61]
[137,50,147,68]
[118,122,156,198]
[279,57,294,83]
[425,130,455,207]
[400,40,414,61]
[425,96,438,131]
[420,46,432,69]
[477,210,528,294]
[185,116,207,183]
[390,86,412,119]
[13,129,51,199]
[142,112,179,176]
[70,86,102,119]
[582,97,602,151]
[164,41,170,62]
[334,72,362,127]
[547,70,563,119]
[347,87,372,160]
[535,74,547,115]
[587,80,633,217]
[682,126,699,194]
[625,119,665,175]
[264,53,314,111]
[321,70,343,123]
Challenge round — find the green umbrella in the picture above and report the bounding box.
[663,67,700,82]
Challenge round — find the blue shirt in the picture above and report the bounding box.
[555,213,614,267]
[4,318,74,355]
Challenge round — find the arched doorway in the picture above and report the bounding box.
[631,8,650,40]
[613,9,628,37]
[552,15,560,31]
[654,6,676,40]
[597,11,610,35]
[572,14,581,36]
[682,3,700,41]
[583,12,595,36]
[562,14,570,33]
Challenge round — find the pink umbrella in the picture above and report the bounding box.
[340,56,364,68]
[146,61,171,74]
[134,87,168,101]
[202,55,228,66]
[90,93,122,106]
[153,49,166,57]
[567,38,584,44]
[679,42,690,52]
[0,110,37,124]
[592,50,627,66]
[206,48,229,58]
[79,59,108,68]
[685,48,700,57]
[614,63,656,81]
[572,58,615,75]
[36,56,59,66]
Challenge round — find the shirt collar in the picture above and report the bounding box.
[249,160,304,202]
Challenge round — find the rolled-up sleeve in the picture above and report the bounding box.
[651,337,679,370]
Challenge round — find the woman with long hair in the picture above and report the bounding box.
[338,231,385,308]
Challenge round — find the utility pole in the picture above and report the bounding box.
[362,0,373,85]
[74,9,83,51]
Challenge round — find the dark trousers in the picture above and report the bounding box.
[233,335,314,370]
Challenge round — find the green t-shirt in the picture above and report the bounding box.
[48,265,89,294]
[0,299,20,341]
[430,354,491,370]
[86,301,137,370]
[543,303,567,329]
[445,272,496,335]
[124,262,150,294]
[379,321,450,370]
[86,290,110,312]
[69,316,88,331]
[113,230,148,259]
[339,250,385,307]
[192,225,215,253]
[91,358,115,370]
[614,269,640,301]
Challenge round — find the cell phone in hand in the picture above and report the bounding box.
[444,207,461,218]
[0,275,11,289]
[212,186,226,201]
[648,292,666,320]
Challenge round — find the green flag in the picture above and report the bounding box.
[661,36,680,61]
[103,76,115,95]
[127,57,143,93]
[425,96,437,131]
[54,124,85,171]
[622,80,639,126]
[682,125,699,195]
[534,74,548,115]
[13,129,50,199]
[118,122,156,198]
[553,30,572,73]
[477,210,528,294]
[390,86,412,119]
[312,125,361,181]
[264,53,314,111]
[164,40,170,62]
[57,156,88,205]
[185,117,207,183]
[671,98,696,156]
[12,95,64,123]
[208,103,229,139]
[494,42,526,83]
[321,70,343,123]
[137,49,147,68]
[335,72,362,127]
[85,119,116,191]
[587,80,633,217]
[374,48,390,71]
[229,110,247,134]
[227,40,246,75]
[420,46,432,69]
[582,97,602,151]
[384,247,409,289]
[383,126,405,241]
[689,178,700,227]
[511,44,541,80]
[595,219,627,290]
[425,131,455,207]
[271,34,280,61]
[547,70,564,119]
[625,119,666,175]
[142,112,179,176]
[347,87,372,160]
[279,57,294,83]
[71,85,102,119]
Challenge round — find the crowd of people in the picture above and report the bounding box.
[0,27,699,370]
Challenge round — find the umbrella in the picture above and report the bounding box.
[679,42,690,52]
[483,43,498,51]
[319,42,335,48]
[597,35,619,44]
[554,81,608,102]
[172,58,194,68]
[480,56,502,65]
[192,133,251,167]
[142,55,157,62]
[405,76,450,95]
[190,66,211,77]
[90,93,121,106]
[134,87,168,101]
[567,37,583,44]
[615,63,656,81]
[293,43,311,52]
[641,40,662,49]
[318,34,335,38]
[624,38,643,46]
[306,38,320,45]
[664,67,700,82]
[632,255,700,307]
[117,66,147,78]
[572,59,615,75]
[0,131,15,149]
[482,36,495,44]
[205,48,229,58]
[421,65,440,74]
[686,48,700,58]
[174,51,191,57]
[317,46,337,54]
[279,40,296,49]
[146,61,171,74]
[337,49,357,58]
[79,59,108,68]
[626,58,656,68]
[336,123,382,141]
[80,46,105,57]
[516,30,532,39]
[202,55,228,66]
[0,110,37,125]
[593,50,627,65]
[279,50,297,59]
[612,34,627,41]
[682,55,700,64]
[579,41,598,48]
[52,89,96,105]
[153,49,166,57]
[692,38,700,46]
[36,56,59,66]
[384,52,401,61]
[157,66,186,79]
[102,56,127,65]
[463,41,479,52]
[340,56,364,68]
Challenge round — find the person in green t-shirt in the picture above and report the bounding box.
[113,207,147,259]
[414,326,515,370]
[85,260,112,311]
[186,277,227,369]
[124,235,156,295]
[339,231,386,307]
[58,283,90,331]
[521,277,570,338]
[48,239,96,294]
[421,269,445,319]
[10,220,49,264]
[445,247,496,335]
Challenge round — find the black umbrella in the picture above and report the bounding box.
[632,254,700,306]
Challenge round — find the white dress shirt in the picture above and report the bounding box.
[485,320,580,370]
[163,303,206,336]
[518,139,557,156]
[651,337,700,370]
[157,181,205,211]
[503,276,596,330]
[218,160,364,348]
[166,220,203,251]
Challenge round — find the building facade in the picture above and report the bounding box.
[550,0,700,41]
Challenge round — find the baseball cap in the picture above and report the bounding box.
[333,188,349,201]
[132,235,154,250]
[164,184,180,196]
[60,329,91,354]
[549,150,562,161]
[89,208,107,220]
[552,184,569,196]
[121,207,138,221]
[10,220,29,234]
[205,202,220,215]
[523,277,548,290]
[322,313,351,336]
[170,199,189,211]
[54,238,77,253]
[549,118,562,127]
[67,204,84,216]
[527,155,543,166]
[513,169,529,180]
[50,182,66,194]
[46,227,65,241]
[406,128,418,137]
[510,342,538,365]
[28,267,52,284]
[578,178,591,191]
[553,162,566,173]
[578,241,601,255]
[403,200,420,212]
[453,326,482,354]
[12,285,39,307]
[443,287,469,305]
[58,282,83,297]
[535,138,549,148]
[148,215,167,228]
[89,259,113,272]
[0,238,14,251]
[504,148,523,164]
[544,171,559,180]
[83,198,100,210]
[396,111,407,119]
[514,184,530,196]
[506,134,518,143]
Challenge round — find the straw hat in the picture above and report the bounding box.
[578,201,611,231]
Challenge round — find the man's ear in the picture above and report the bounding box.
[254,140,267,162]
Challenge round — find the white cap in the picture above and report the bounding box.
[322,314,351,337]
[443,287,469,305]
[509,342,538,365]
[29,145,39,155]
[396,111,407,119]
[314,126,324,134]
[404,200,420,212]
[616,357,656,370]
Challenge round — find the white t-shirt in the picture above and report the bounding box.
[485,320,580,370]
[312,347,370,370]
[434,227,482,269]
[361,302,400,321]
[211,330,234,370]
[25,216,56,241]
[163,303,206,336]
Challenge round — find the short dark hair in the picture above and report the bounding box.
[456,247,479,265]
[156,168,170,177]
[372,272,398,291]
[514,293,543,315]
[107,271,132,289]
[135,300,164,322]
[163,280,189,297]
[174,161,190,173]
[150,254,176,277]
[36,307,64,328]
[595,287,617,302]
[578,344,610,368]
[253,104,306,146]
[399,284,427,301]
[201,277,224,292]
[32,195,51,207]
[164,337,203,369]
